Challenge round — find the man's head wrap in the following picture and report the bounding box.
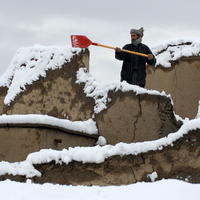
[130,27,144,38]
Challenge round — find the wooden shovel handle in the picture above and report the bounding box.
[120,48,148,57]
[92,43,148,58]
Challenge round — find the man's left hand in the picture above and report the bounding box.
[147,54,154,60]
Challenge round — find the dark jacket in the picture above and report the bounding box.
[115,43,156,87]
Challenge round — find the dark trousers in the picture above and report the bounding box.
[121,71,145,88]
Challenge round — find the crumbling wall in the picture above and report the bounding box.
[0,46,199,185]
[96,91,180,144]
[2,49,94,121]
[0,49,98,162]
[0,46,198,163]
[1,129,199,185]
[146,57,200,119]
[0,48,183,161]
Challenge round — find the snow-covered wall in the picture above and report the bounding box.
[0,46,98,162]
[0,45,82,105]
[147,39,200,119]
[153,39,200,67]
[0,117,199,185]
[76,68,180,144]
[0,40,198,162]
[0,46,93,121]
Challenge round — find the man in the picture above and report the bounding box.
[115,27,156,87]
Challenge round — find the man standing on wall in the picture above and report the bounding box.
[115,27,156,88]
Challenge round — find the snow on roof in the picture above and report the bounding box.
[0,117,199,178]
[0,114,98,135]
[76,68,171,113]
[0,45,81,105]
[153,39,200,68]
[196,101,200,119]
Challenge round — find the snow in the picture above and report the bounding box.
[0,179,200,200]
[0,117,199,178]
[76,68,171,113]
[153,39,200,67]
[0,161,41,178]
[96,136,107,146]
[0,114,98,135]
[0,45,81,105]
[196,101,200,118]
[147,172,158,182]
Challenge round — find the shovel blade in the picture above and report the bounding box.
[71,35,93,48]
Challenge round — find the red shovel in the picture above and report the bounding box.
[71,35,148,58]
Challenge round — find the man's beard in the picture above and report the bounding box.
[131,37,142,46]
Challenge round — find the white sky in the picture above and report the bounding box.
[0,0,200,84]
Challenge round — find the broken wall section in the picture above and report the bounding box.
[146,40,200,119]
[77,68,181,144]
[0,47,94,121]
[95,90,180,144]
[0,47,98,162]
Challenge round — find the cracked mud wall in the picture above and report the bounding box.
[2,129,199,185]
[95,91,180,144]
[146,57,200,119]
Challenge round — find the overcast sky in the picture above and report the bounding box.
[0,0,200,84]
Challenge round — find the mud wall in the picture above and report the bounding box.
[0,49,98,162]
[146,57,200,119]
[2,49,199,163]
[96,91,181,144]
[1,129,199,185]
[1,49,94,121]
[0,48,184,162]
[0,125,97,162]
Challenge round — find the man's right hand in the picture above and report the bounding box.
[115,47,122,52]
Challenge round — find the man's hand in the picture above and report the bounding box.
[148,54,154,60]
[115,47,122,52]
